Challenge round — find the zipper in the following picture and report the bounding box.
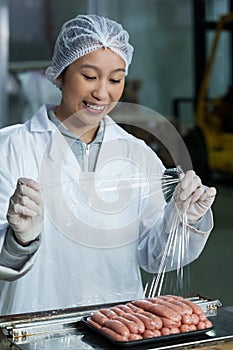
[83,144,90,172]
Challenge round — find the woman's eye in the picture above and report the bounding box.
[110,79,121,84]
[83,74,96,80]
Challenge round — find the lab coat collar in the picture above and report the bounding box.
[26,104,133,162]
[26,104,57,133]
[27,104,133,142]
[102,115,133,142]
[27,104,130,136]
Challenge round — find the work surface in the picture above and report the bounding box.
[1,305,233,349]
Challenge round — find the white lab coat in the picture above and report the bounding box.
[0,104,213,315]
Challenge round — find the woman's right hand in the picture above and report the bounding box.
[7,178,43,245]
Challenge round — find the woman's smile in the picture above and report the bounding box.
[83,101,108,115]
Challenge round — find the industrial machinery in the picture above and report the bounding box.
[0,297,228,350]
[184,13,233,179]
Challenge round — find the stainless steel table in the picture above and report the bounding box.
[1,304,233,349]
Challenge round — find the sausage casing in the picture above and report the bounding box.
[133,313,158,331]
[99,308,117,319]
[149,304,181,322]
[140,311,163,330]
[104,319,130,337]
[114,316,139,334]
[123,313,145,334]
[87,317,102,329]
[128,333,143,341]
[116,304,134,314]
[161,317,181,328]
[91,311,108,326]
[101,327,128,342]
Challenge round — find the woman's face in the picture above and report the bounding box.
[56,48,126,127]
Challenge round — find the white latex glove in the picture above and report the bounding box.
[174,170,217,223]
[7,178,43,245]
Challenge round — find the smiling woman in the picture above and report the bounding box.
[55,48,126,143]
[0,14,216,316]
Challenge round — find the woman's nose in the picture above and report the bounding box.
[92,81,108,100]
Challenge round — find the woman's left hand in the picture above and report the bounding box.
[174,170,217,223]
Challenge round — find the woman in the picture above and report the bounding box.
[0,15,216,315]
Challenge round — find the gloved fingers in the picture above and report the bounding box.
[17,184,42,207]
[17,177,41,192]
[179,170,196,189]
[178,195,192,212]
[8,198,39,218]
[190,185,206,204]
[198,186,217,204]
[17,178,42,206]
[179,171,202,198]
[176,170,202,207]
[180,186,205,212]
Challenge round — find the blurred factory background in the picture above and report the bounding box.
[0,0,232,305]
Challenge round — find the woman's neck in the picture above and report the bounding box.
[54,108,100,144]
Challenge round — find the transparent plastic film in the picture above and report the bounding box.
[144,214,192,299]
[38,103,194,304]
[40,164,192,299]
[144,166,193,299]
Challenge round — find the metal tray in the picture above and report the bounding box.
[82,316,213,347]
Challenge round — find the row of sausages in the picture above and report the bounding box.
[87,294,213,342]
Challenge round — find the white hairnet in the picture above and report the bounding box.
[46,14,134,87]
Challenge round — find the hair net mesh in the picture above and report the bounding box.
[46,14,134,87]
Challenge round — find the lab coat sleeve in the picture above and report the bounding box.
[137,197,214,273]
[0,132,40,281]
[0,227,41,270]
[0,233,41,281]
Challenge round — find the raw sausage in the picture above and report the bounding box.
[140,311,163,329]
[126,303,144,313]
[142,329,162,338]
[90,295,212,341]
[128,334,143,341]
[122,313,145,334]
[198,312,207,321]
[181,314,193,325]
[101,327,128,342]
[170,327,180,334]
[163,297,193,315]
[156,299,185,315]
[161,327,170,336]
[176,297,204,315]
[104,319,130,337]
[110,306,125,316]
[114,316,139,334]
[196,321,206,330]
[153,330,162,337]
[180,324,191,333]
[161,317,181,328]
[91,311,108,326]
[132,299,154,312]
[205,320,213,329]
[147,297,160,304]
[99,308,117,319]
[87,317,102,329]
[149,304,181,322]
[142,330,155,338]
[116,304,134,314]
[190,313,199,325]
[133,313,158,331]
